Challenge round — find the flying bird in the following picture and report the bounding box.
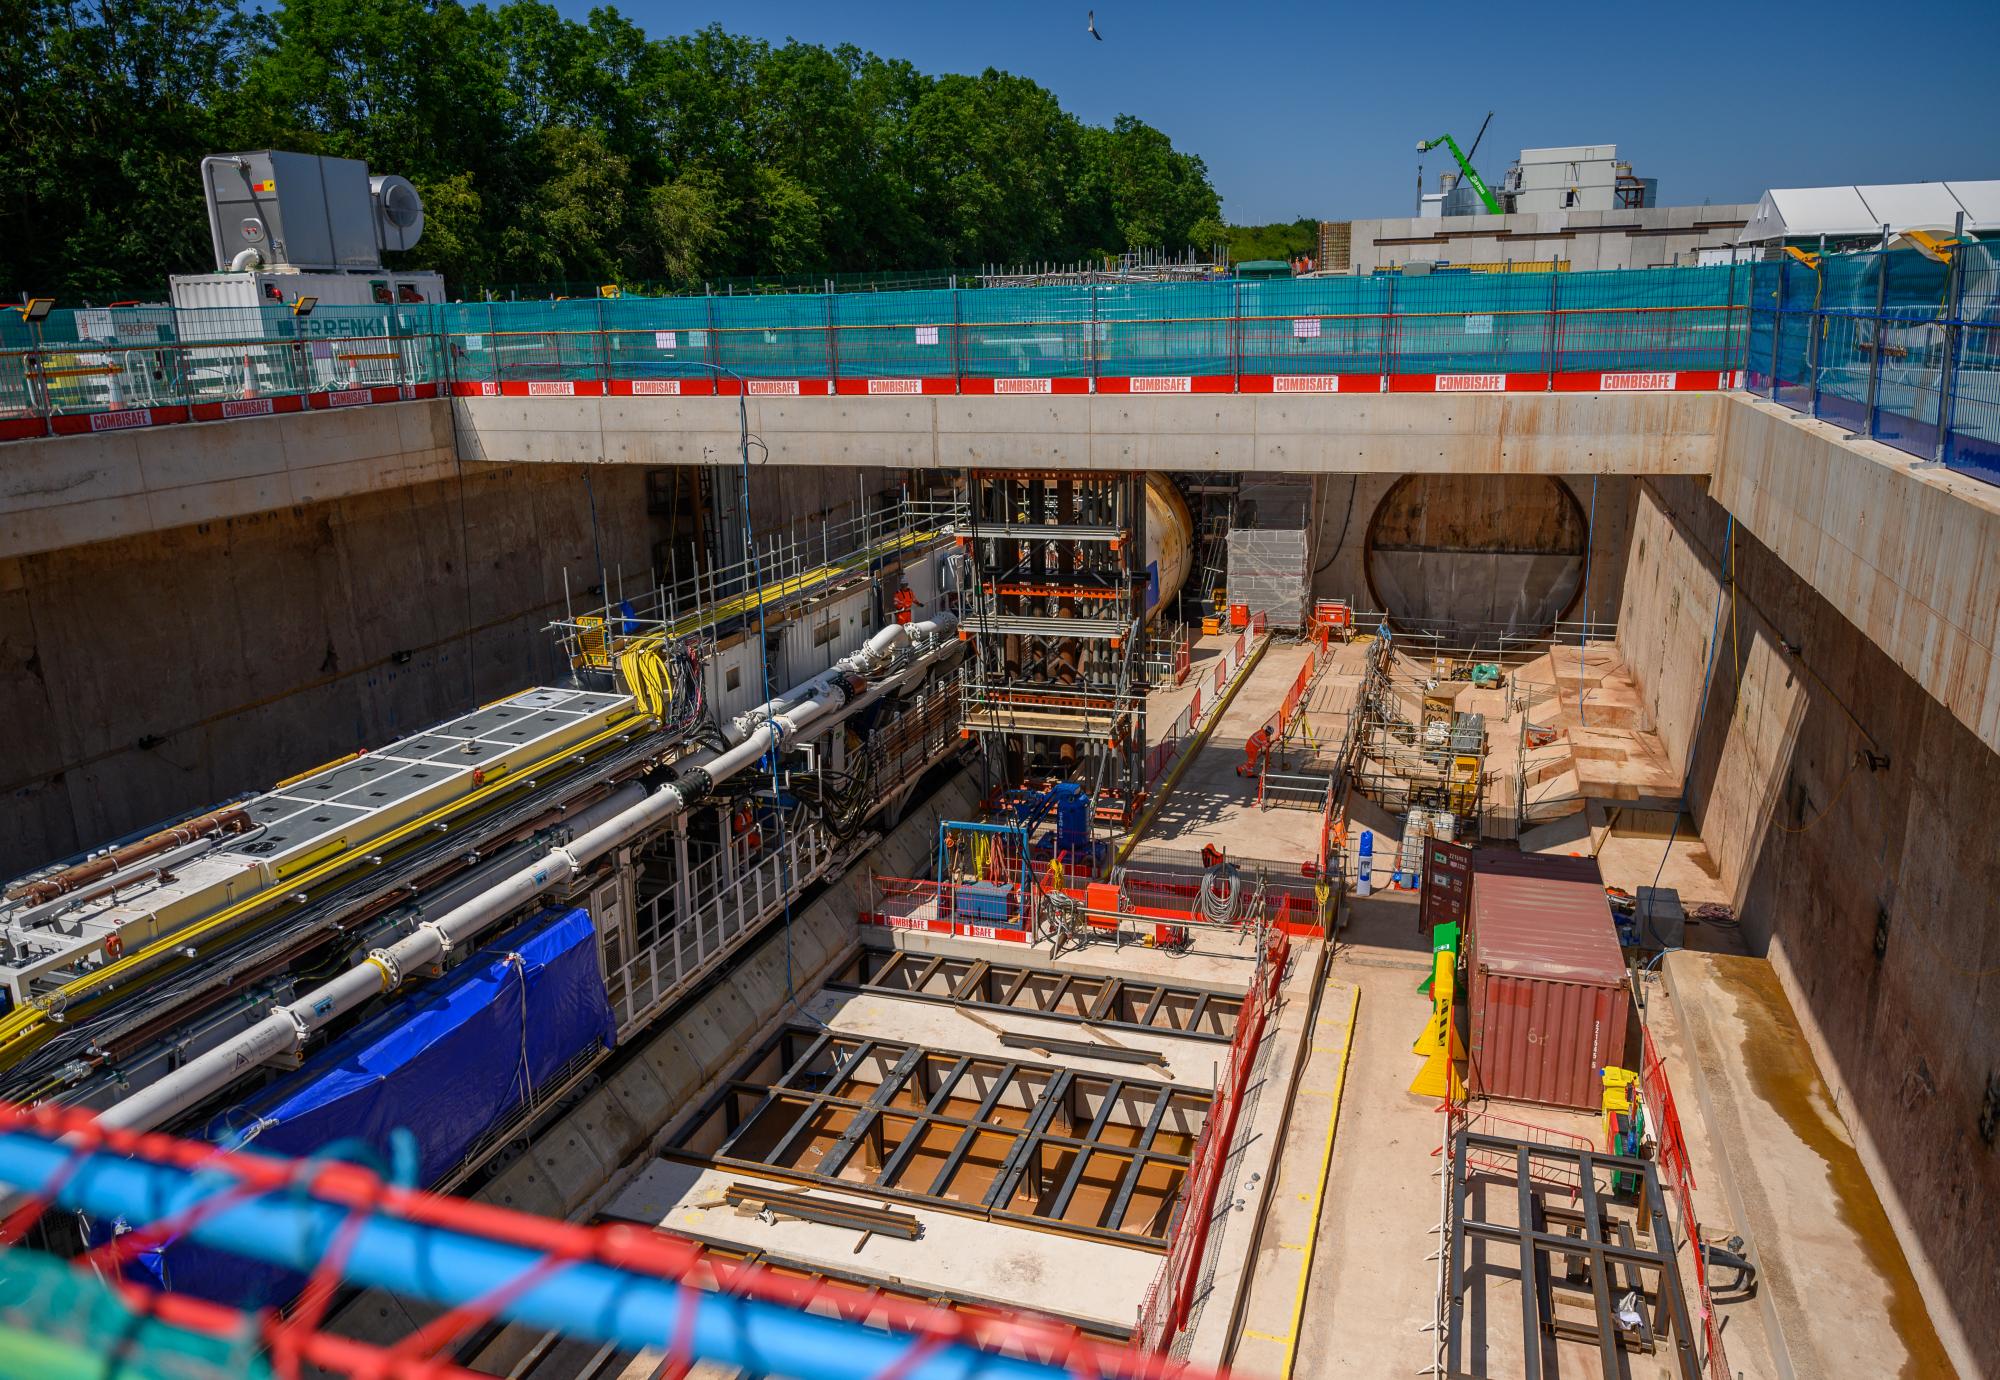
[1088,9,1103,39]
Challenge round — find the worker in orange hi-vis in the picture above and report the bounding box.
[1236,725,1272,778]
[892,587,915,624]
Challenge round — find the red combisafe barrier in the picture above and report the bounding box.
[0,1101,1217,1380]
[1134,930,1288,1350]
[2,368,1745,447]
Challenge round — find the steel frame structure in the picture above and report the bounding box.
[669,1025,1207,1246]
[825,945,1244,1043]
[1444,1128,1702,1380]
[961,471,1150,802]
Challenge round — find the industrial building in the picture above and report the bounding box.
[0,148,1995,1380]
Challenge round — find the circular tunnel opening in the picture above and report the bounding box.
[1363,474,1588,639]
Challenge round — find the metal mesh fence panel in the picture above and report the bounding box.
[1094,280,1234,377]
[832,288,956,377]
[1946,244,2000,482]
[1237,276,1392,375]
[597,296,719,381]
[1392,271,1555,375]
[711,292,834,378]
[1554,265,1743,373]
[956,284,1093,378]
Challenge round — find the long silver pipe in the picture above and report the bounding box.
[725,615,955,742]
[101,614,952,1133]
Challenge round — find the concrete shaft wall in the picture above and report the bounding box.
[1617,477,1996,1374]
[0,463,661,876]
[1,402,459,560]
[454,391,1724,477]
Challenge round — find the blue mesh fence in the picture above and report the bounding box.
[1390,272,1557,375]
[2,303,444,418]
[6,265,1763,430]
[1745,244,1996,486]
[956,285,1094,379]
[1236,276,1393,375]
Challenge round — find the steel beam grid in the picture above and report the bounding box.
[828,947,1241,1044]
[671,1024,1206,1247]
[1444,1128,1702,1380]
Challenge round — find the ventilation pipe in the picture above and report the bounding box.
[99,613,955,1133]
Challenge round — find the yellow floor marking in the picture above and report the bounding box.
[1279,985,1360,1380]
[1243,1329,1293,1345]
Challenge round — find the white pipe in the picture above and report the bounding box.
[97,621,935,1133]
[724,613,955,743]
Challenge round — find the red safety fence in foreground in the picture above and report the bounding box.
[1642,1026,1733,1380]
[1134,930,1289,1351]
[0,1100,1214,1380]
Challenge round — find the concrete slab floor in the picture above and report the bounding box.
[1290,890,1458,1380]
[799,986,1231,1088]
[1226,963,1360,1378]
[1138,639,1326,866]
[1664,951,1964,1380]
[605,1159,1159,1332]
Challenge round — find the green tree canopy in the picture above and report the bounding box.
[2,0,1224,299]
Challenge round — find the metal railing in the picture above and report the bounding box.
[2,265,1752,439]
[1745,243,1999,487]
[1134,929,1289,1351]
[0,304,446,438]
[550,498,965,662]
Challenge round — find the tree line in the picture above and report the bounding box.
[3,0,1226,301]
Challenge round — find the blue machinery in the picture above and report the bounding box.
[936,820,1033,932]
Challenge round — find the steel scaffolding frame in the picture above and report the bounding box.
[960,472,1150,803]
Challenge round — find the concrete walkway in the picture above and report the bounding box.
[1225,959,1360,1378]
[1137,639,1322,866]
[1666,950,1962,1380]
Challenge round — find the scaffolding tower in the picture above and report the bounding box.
[959,472,1150,816]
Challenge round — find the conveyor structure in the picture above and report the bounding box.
[0,520,967,1154]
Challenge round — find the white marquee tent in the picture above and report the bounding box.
[1738,181,2000,243]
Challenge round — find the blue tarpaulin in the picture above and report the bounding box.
[118,906,614,1304]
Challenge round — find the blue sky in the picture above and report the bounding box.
[550,0,1999,224]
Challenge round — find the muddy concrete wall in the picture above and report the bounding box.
[0,462,664,875]
[1310,473,1632,627]
[1617,476,1996,1371]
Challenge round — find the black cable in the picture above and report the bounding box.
[1314,475,1359,577]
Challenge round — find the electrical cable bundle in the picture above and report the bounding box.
[1198,860,1242,926]
[615,636,706,737]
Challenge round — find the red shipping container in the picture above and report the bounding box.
[1464,852,1630,1111]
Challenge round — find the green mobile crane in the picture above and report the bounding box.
[1417,111,1503,216]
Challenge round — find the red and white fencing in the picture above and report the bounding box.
[1142,617,1267,788]
[1134,930,1289,1351]
[1642,1026,1733,1380]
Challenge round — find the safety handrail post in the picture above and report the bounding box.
[1862,228,1889,437]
